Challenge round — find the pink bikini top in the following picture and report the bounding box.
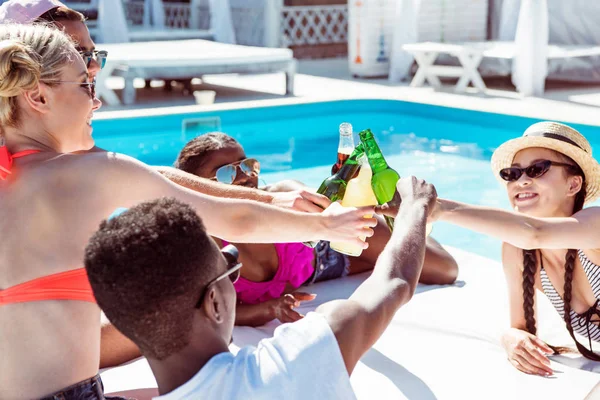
[222,241,315,304]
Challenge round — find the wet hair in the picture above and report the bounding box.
[84,197,219,360]
[520,150,600,360]
[0,24,74,128]
[36,6,85,24]
[175,132,241,174]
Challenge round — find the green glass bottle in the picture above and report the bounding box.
[317,143,364,202]
[359,129,399,232]
[303,144,364,248]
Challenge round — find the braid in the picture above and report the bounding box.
[561,184,600,360]
[522,249,538,335]
[563,249,576,332]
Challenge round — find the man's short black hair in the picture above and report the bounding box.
[84,197,219,360]
[37,6,86,24]
[175,131,240,174]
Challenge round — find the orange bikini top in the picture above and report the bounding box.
[0,146,41,180]
[0,268,95,306]
[0,147,96,305]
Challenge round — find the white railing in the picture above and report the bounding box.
[123,0,209,29]
[163,3,192,28]
[120,1,349,49]
[281,5,348,47]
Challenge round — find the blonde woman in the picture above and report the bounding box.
[0,24,374,399]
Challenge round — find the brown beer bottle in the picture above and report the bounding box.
[331,122,355,175]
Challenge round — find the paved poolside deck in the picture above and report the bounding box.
[97,58,600,127]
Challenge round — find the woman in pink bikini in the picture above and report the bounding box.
[0,24,374,400]
[175,132,459,326]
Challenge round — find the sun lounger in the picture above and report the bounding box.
[402,41,600,93]
[100,247,600,400]
[95,39,296,106]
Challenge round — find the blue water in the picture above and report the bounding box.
[92,100,600,262]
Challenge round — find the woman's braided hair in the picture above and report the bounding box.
[520,152,600,360]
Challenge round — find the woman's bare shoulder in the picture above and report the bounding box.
[502,242,525,272]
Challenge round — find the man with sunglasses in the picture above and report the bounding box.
[0,0,107,81]
[85,176,436,399]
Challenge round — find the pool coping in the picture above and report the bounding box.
[94,90,600,128]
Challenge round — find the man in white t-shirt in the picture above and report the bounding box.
[84,176,437,399]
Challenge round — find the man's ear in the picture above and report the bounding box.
[22,84,51,115]
[202,286,224,324]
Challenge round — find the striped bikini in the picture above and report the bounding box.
[540,250,600,345]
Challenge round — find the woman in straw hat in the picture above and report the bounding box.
[432,121,600,376]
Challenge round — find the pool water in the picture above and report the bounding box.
[93,100,600,262]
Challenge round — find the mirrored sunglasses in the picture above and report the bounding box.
[80,50,108,69]
[215,158,260,185]
[499,160,579,182]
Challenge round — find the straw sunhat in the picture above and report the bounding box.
[490,121,600,204]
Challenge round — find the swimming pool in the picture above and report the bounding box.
[93,99,600,261]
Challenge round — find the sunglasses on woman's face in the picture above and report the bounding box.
[499,159,579,182]
[79,50,108,69]
[215,158,260,185]
[54,79,96,99]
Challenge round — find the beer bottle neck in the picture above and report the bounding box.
[361,137,389,173]
[335,145,363,179]
[338,133,354,151]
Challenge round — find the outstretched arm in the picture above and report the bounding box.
[92,153,375,247]
[436,199,600,250]
[316,177,434,374]
[156,166,329,213]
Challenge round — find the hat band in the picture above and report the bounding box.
[526,131,584,152]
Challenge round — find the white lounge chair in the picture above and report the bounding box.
[100,247,600,399]
[95,39,296,105]
[402,41,600,93]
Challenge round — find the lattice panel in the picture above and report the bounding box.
[122,0,210,29]
[164,3,191,28]
[281,5,348,47]
[123,0,145,26]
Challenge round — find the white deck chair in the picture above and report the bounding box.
[94,39,296,105]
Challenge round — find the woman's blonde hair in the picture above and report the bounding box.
[0,24,75,129]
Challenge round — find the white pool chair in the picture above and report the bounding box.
[402,41,600,93]
[95,39,296,105]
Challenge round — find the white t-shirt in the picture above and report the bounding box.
[154,312,356,400]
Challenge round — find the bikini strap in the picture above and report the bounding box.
[0,146,41,180]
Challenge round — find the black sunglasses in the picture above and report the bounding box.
[214,158,260,185]
[54,79,96,99]
[499,160,579,182]
[80,50,108,69]
[195,244,242,309]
